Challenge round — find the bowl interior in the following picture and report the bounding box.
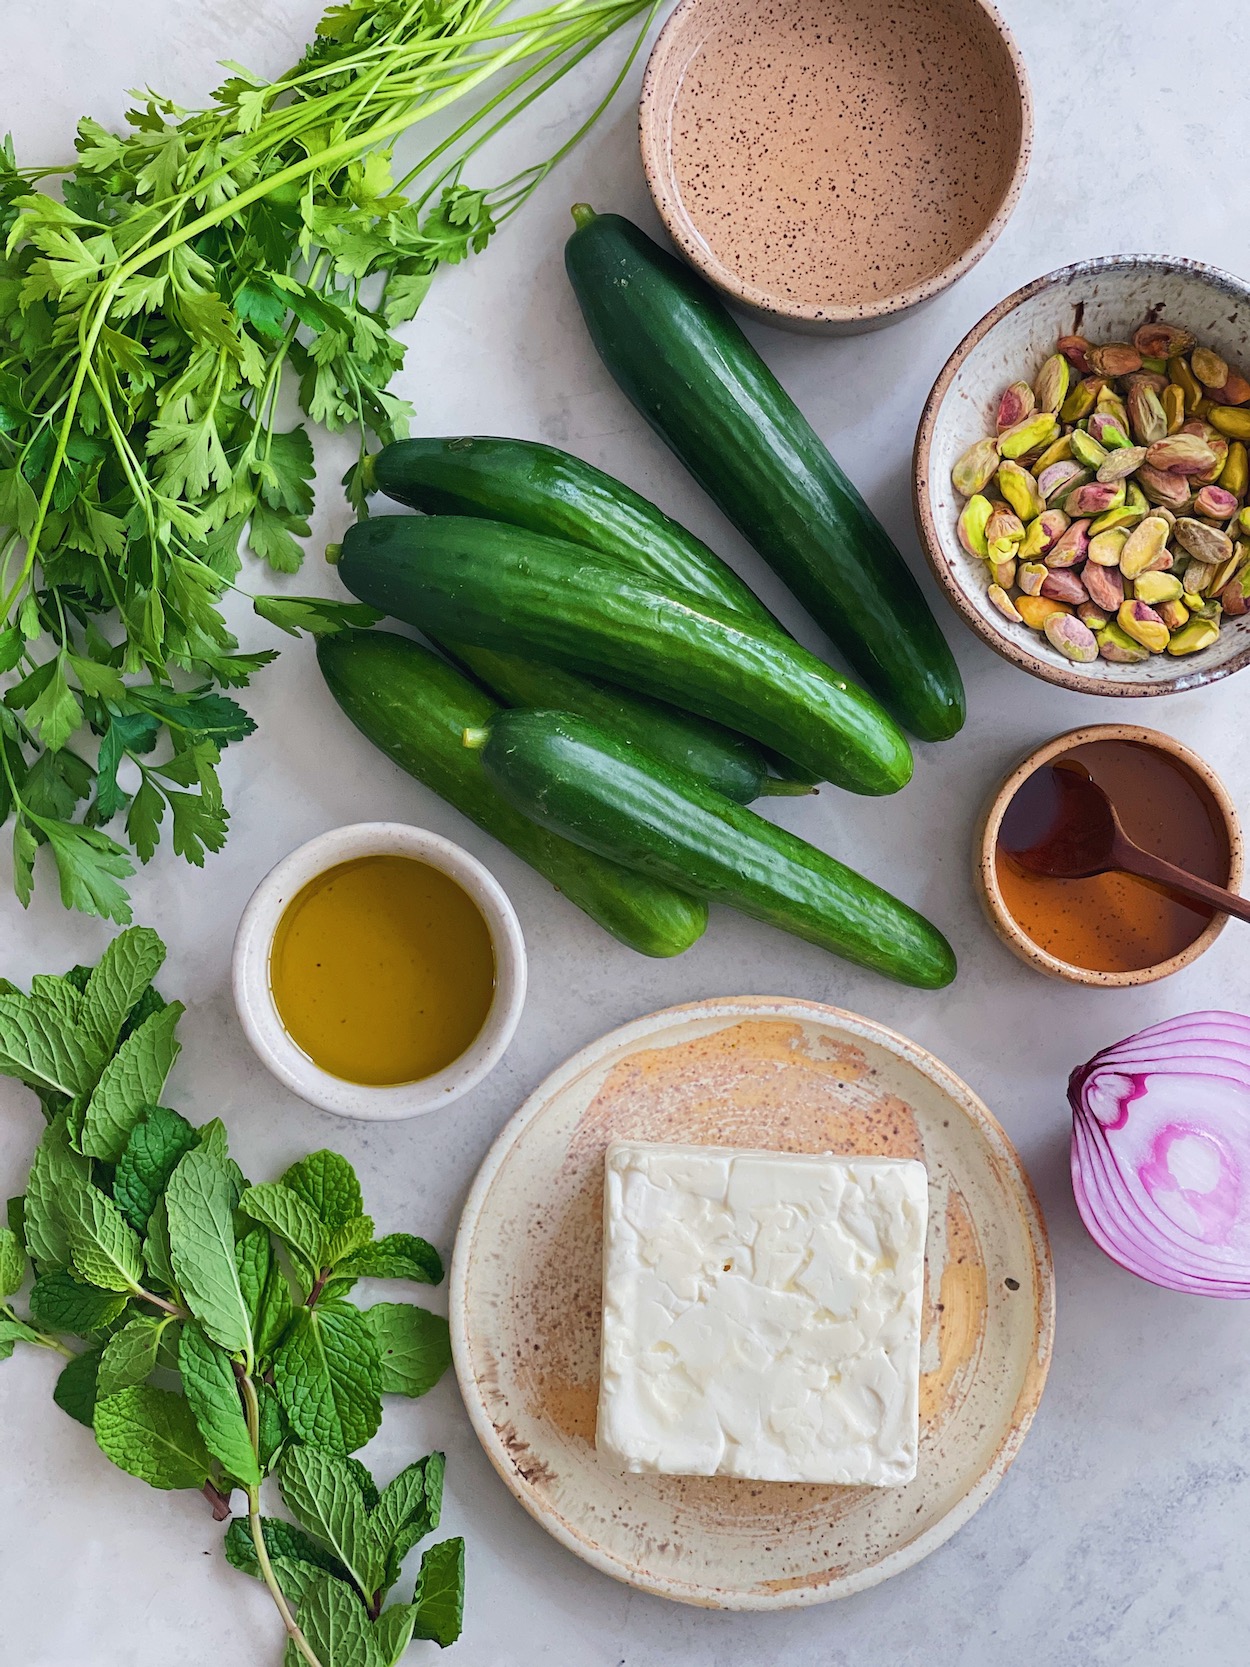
[977,725,1243,987]
[920,259,1250,693]
[641,0,1028,324]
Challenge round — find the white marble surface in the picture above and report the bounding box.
[3,2,1250,1663]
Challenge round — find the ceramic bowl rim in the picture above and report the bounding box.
[976,724,1244,987]
[231,821,527,1120]
[914,252,1250,695]
[638,0,1033,325]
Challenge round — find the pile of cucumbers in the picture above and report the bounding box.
[318,210,962,989]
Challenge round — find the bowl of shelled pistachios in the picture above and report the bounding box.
[914,256,1250,696]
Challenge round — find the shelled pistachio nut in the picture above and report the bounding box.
[1040,568,1088,605]
[1070,429,1109,470]
[1077,602,1110,630]
[1167,617,1221,654]
[1020,509,1071,561]
[1173,517,1234,566]
[1087,527,1130,567]
[1146,434,1219,475]
[1128,383,1169,447]
[1118,599,1170,653]
[987,583,1022,622]
[996,460,1045,522]
[1156,599,1190,631]
[1034,433,1076,472]
[1192,347,1230,390]
[1096,622,1151,663]
[1193,484,1239,519]
[1119,516,1172,580]
[997,381,1036,433]
[1131,571,1183,605]
[1060,377,1104,423]
[1017,561,1048,596]
[1096,445,1148,483]
[1089,342,1142,378]
[1219,440,1248,497]
[1016,594,1072,630]
[1038,460,1089,503]
[1135,463,1193,508]
[1083,561,1125,612]
[1088,412,1132,450]
[1044,612,1098,661]
[1209,405,1250,440]
[999,411,1061,459]
[1034,354,1071,415]
[1137,323,1194,359]
[958,494,994,558]
[951,437,1001,497]
[1162,383,1187,433]
[1220,563,1250,616]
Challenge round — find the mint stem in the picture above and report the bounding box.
[202,1480,232,1521]
[240,1370,325,1667]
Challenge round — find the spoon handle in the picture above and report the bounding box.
[1114,836,1250,926]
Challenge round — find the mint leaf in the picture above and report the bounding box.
[97,1314,168,1396]
[81,999,184,1161]
[0,1224,26,1295]
[324,1216,374,1268]
[371,1452,443,1585]
[0,1313,44,1356]
[113,1105,197,1230]
[364,1304,450,1398]
[277,1445,385,1598]
[253,1255,295,1366]
[273,1301,381,1456]
[166,1146,252,1356]
[285,1573,380,1667]
[234,1226,272,1325]
[411,1537,464,1648]
[23,1115,88,1269]
[0,988,97,1097]
[61,1178,145,1291]
[373,1603,417,1667]
[53,1345,103,1426]
[94,1385,214,1491]
[224,1516,350,1606]
[283,1150,362,1232]
[338,1234,442,1287]
[239,1183,324,1280]
[256,1381,287,1473]
[30,1271,129,1335]
[144,1195,177,1292]
[78,925,166,1062]
[178,1320,260,1486]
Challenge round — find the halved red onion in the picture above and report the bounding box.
[1069,1012,1250,1296]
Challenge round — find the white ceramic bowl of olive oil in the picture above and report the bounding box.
[233,823,527,1120]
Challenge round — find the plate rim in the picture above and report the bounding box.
[450,995,1056,1610]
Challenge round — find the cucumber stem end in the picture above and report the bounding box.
[570,203,598,230]
[462,725,490,750]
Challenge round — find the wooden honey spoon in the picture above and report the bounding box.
[999,760,1250,925]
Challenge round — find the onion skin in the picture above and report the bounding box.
[1069,1012,1250,1297]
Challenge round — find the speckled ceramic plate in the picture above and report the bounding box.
[450,998,1054,1609]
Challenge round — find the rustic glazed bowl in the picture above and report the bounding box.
[977,725,1243,987]
[916,255,1250,693]
[232,822,527,1120]
[639,0,1031,334]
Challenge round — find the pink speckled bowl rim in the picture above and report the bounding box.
[913,252,1250,695]
[638,0,1033,325]
[975,724,1244,988]
[449,996,1055,1609]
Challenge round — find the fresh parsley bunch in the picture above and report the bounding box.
[0,0,657,921]
[0,926,464,1666]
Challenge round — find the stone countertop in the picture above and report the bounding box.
[2,2,1248,1663]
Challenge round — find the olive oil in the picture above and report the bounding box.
[270,854,495,1085]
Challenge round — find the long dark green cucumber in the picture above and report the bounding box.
[315,629,707,958]
[468,711,956,989]
[336,515,913,797]
[365,436,779,631]
[437,640,794,803]
[563,208,966,743]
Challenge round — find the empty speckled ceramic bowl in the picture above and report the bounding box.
[915,255,1250,695]
[639,0,1031,334]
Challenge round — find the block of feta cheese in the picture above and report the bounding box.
[596,1140,928,1485]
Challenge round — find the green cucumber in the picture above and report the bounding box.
[564,207,966,743]
[315,628,707,958]
[438,640,810,803]
[365,436,778,630]
[336,514,913,797]
[467,710,956,989]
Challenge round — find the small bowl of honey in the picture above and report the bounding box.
[977,726,1243,987]
[233,823,527,1118]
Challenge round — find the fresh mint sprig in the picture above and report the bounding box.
[0,926,463,1665]
[0,0,658,919]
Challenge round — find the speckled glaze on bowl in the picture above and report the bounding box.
[450,997,1054,1608]
[639,0,1032,334]
[916,255,1250,693]
[976,726,1244,988]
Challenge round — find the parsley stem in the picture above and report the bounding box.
[240,1370,325,1667]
